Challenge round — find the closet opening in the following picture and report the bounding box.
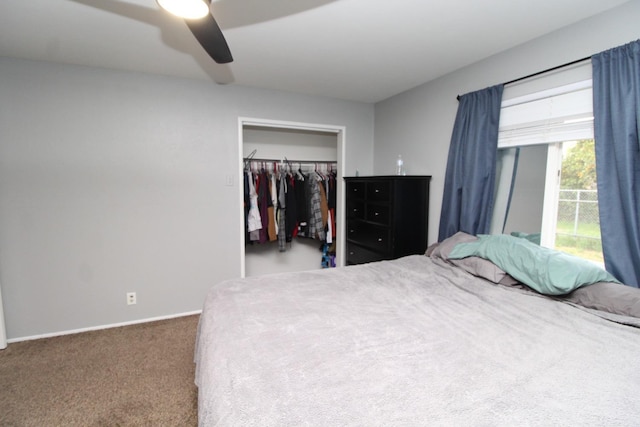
[238,118,346,278]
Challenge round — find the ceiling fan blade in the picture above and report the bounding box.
[185,12,233,64]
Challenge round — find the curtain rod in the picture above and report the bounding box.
[456,55,591,100]
[503,56,591,86]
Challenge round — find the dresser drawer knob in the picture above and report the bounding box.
[378,238,383,242]
[375,189,380,193]
[374,212,379,216]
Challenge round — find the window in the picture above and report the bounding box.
[555,139,602,263]
[492,62,603,264]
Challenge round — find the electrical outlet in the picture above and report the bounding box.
[126,292,137,305]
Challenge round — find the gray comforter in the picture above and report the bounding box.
[195,255,640,426]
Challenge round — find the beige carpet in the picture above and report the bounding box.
[0,314,200,426]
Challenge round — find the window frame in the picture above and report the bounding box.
[495,68,598,255]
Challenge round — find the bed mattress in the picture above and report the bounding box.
[195,255,640,426]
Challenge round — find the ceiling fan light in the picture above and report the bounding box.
[157,0,209,20]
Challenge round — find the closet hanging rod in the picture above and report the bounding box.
[244,157,337,164]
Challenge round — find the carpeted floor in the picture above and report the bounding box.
[0,314,200,426]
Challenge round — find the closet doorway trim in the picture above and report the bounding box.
[238,117,346,278]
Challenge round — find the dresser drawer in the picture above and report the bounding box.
[367,181,391,201]
[347,221,391,253]
[346,243,388,265]
[346,200,365,219]
[365,204,390,225]
[346,182,366,199]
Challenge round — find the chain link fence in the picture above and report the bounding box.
[556,189,602,257]
[557,189,599,230]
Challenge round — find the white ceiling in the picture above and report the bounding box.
[0,0,630,103]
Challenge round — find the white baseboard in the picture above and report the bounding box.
[6,310,202,344]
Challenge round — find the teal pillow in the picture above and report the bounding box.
[510,231,541,245]
[448,234,620,295]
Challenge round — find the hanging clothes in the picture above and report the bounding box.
[267,173,277,242]
[285,174,298,242]
[246,170,262,242]
[318,174,329,232]
[294,170,309,237]
[257,170,270,244]
[243,159,337,268]
[277,172,287,252]
[307,174,325,241]
[328,172,337,240]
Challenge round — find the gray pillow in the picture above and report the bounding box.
[430,231,517,285]
[563,281,640,318]
[429,231,478,259]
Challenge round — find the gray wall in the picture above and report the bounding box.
[0,58,374,339]
[374,0,640,245]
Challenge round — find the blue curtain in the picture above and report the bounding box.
[438,85,504,241]
[592,40,640,288]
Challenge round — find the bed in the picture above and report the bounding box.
[194,232,640,426]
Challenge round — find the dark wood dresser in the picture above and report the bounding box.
[344,176,431,265]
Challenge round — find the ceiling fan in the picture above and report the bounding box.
[157,0,233,64]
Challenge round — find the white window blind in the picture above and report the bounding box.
[498,80,593,148]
